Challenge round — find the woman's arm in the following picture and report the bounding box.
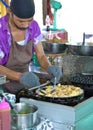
[0,65,22,81]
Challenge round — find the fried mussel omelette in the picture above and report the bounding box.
[38,84,83,97]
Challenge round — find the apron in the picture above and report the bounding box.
[5,37,33,72]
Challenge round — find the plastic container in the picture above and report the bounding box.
[0,98,11,130]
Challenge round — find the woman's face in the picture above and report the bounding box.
[11,13,33,30]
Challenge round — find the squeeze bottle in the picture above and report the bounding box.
[0,97,11,130]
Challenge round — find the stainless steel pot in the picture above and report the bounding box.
[11,103,38,129]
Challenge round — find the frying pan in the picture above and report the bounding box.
[16,81,84,106]
[27,82,84,106]
[67,33,93,56]
[35,87,84,106]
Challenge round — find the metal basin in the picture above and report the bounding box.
[11,103,38,129]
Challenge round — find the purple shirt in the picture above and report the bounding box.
[0,14,42,65]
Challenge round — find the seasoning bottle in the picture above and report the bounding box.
[0,97,11,130]
[45,15,51,31]
[32,52,40,66]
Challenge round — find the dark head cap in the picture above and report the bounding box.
[10,0,35,19]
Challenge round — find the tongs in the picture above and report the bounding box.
[50,77,57,94]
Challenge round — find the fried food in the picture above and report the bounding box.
[39,84,83,97]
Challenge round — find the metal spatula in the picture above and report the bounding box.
[28,80,50,92]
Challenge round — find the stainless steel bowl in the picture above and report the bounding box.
[11,103,38,129]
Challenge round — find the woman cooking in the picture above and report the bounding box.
[0,0,62,87]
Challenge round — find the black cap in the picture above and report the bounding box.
[10,0,35,19]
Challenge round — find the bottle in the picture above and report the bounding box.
[32,52,40,66]
[45,15,51,31]
[0,97,11,130]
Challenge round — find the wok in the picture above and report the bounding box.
[67,42,93,56]
[67,33,93,56]
[42,42,67,54]
[17,81,84,106]
[35,84,84,106]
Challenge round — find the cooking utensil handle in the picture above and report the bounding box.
[53,77,57,90]
[50,77,57,93]
[82,32,85,45]
[28,80,50,91]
